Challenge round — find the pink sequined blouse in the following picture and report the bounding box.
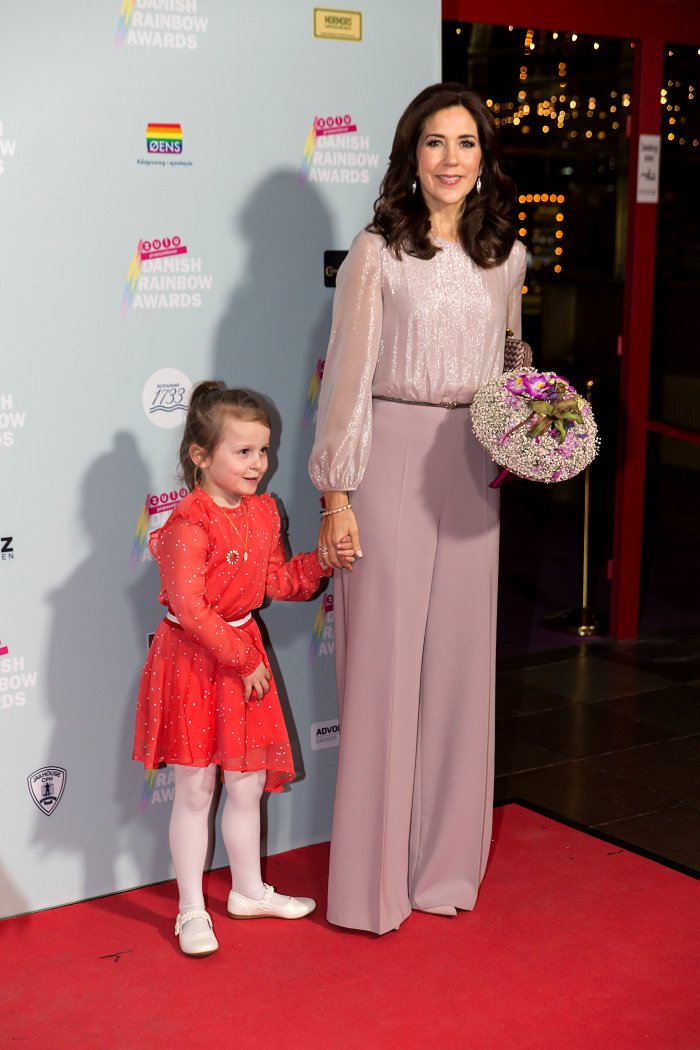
[309,229,527,493]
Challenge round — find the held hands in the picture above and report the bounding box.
[317,497,363,571]
[242,661,271,702]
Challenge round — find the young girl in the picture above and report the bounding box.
[133,381,331,956]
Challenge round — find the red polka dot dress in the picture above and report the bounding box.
[133,487,330,792]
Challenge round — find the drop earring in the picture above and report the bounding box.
[476,174,482,194]
[412,179,417,194]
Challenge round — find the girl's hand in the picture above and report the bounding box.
[242,661,271,702]
[318,497,362,572]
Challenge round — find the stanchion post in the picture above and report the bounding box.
[543,378,608,636]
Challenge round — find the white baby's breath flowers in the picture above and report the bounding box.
[471,368,600,483]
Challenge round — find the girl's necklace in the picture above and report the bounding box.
[225,500,249,564]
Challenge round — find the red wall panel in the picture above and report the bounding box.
[442,0,700,44]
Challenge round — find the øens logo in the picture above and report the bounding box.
[138,123,191,169]
[140,768,175,811]
[311,719,340,750]
[0,121,16,176]
[142,369,192,430]
[122,237,212,314]
[131,487,188,570]
[303,360,324,430]
[0,394,26,448]
[299,113,379,186]
[27,767,67,816]
[115,0,208,51]
[147,122,182,154]
[309,593,334,662]
[1,537,13,562]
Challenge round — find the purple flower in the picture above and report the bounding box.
[521,374,557,399]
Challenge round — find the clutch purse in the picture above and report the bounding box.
[504,329,532,371]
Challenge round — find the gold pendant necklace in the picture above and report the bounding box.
[225,500,249,565]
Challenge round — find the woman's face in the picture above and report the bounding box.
[415,105,482,217]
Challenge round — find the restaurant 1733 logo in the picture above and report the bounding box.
[141,369,192,430]
[299,113,379,186]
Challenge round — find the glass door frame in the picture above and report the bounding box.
[443,0,700,639]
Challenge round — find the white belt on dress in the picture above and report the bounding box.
[165,611,252,628]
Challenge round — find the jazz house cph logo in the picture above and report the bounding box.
[309,593,334,662]
[131,487,189,569]
[121,236,213,314]
[299,113,380,186]
[115,0,209,50]
[27,767,67,816]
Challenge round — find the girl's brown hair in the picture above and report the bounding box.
[178,381,271,491]
[368,83,517,268]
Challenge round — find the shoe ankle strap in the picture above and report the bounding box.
[175,909,212,935]
[259,884,275,908]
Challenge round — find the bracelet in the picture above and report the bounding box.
[320,503,352,517]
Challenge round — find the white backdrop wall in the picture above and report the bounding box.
[0,0,440,918]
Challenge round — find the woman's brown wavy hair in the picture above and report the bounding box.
[179,380,271,491]
[368,83,517,267]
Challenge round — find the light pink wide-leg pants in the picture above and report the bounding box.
[328,399,499,935]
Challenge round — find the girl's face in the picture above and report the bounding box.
[415,105,482,219]
[190,417,270,507]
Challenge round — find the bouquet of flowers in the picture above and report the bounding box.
[471,368,600,485]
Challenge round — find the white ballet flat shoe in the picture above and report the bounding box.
[174,909,219,956]
[227,883,317,920]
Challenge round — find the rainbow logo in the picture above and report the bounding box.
[303,359,325,429]
[115,0,135,50]
[299,114,357,186]
[121,240,144,317]
[146,123,183,155]
[139,770,158,813]
[299,120,318,187]
[130,497,150,572]
[309,593,334,663]
[140,768,176,811]
[121,236,188,315]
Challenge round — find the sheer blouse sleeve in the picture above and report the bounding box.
[153,519,261,675]
[506,241,527,339]
[308,230,383,493]
[262,496,332,601]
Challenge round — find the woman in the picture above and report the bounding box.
[309,83,526,935]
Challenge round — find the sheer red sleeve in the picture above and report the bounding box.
[153,519,261,674]
[261,496,332,602]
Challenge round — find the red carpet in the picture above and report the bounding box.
[3,803,699,1049]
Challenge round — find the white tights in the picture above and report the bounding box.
[169,765,286,924]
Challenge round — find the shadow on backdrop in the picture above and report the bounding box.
[210,169,337,807]
[33,432,170,906]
